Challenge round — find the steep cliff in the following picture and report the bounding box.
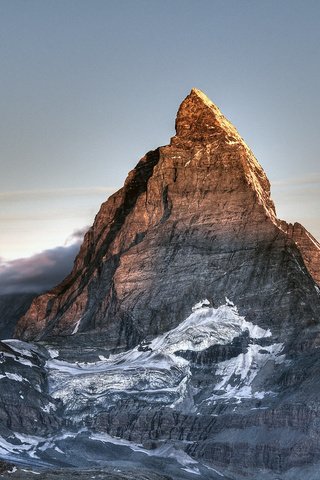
[2,89,320,479]
[16,88,320,348]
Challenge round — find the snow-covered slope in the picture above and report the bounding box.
[0,300,289,478]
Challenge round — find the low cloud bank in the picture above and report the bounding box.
[0,227,88,295]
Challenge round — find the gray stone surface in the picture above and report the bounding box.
[0,89,319,479]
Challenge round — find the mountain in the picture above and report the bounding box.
[0,293,37,339]
[0,89,320,479]
[16,88,320,350]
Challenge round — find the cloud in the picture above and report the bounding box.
[64,226,89,245]
[0,228,88,295]
[0,186,116,201]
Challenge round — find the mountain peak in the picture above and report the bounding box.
[190,87,216,107]
[16,90,320,347]
[175,88,243,142]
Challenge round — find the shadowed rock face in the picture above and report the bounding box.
[2,89,320,479]
[15,89,320,349]
[15,88,320,348]
[0,293,36,339]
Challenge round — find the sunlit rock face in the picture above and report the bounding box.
[16,88,320,349]
[3,89,320,478]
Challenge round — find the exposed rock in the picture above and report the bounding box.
[0,293,37,339]
[15,89,320,352]
[3,89,320,479]
[0,459,13,474]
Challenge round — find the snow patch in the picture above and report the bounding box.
[46,302,275,412]
[208,343,284,403]
[72,319,81,335]
[48,348,59,359]
[7,466,17,474]
[2,339,34,358]
[192,299,211,311]
[5,372,25,382]
[21,470,40,475]
[98,355,108,361]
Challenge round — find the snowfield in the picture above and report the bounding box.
[0,299,285,472]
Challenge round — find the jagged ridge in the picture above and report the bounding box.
[16,89,320,349]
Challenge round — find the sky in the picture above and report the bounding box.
[0,0,319,293]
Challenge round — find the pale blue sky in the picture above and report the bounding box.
[1,0,320,260]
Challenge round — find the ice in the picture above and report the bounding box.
[90,431,143,449]
[46,302,275,411]
[0,432,42,456]
[149,303,271,355]
[192,299,210,311]
[15,357,34,367]
[2,339,34,357]
[5,372,25,382]
[54,446,64,454]
[208,343,284,403]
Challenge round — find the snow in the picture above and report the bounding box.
[5,372,25,382]
[149,302,270,356]
[208,342,284,403]
[15,357,34,367]
[204,464,224,476]
[45,301,277,411]
[0,432,43,457]
[90,432,200,473]
[0,298,287,467]
[72,319,81,335]
[7,466,17,474]
[192,299,210,311]
[2,339,34,358]
[41,402,56,413]
[21,470,40,475]
[48,348,59,359]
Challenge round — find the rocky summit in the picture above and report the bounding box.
[0,89,320,479]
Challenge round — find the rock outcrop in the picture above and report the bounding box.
[0,293,37,339]
[16,88,320,349]
[2,89,320,479]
